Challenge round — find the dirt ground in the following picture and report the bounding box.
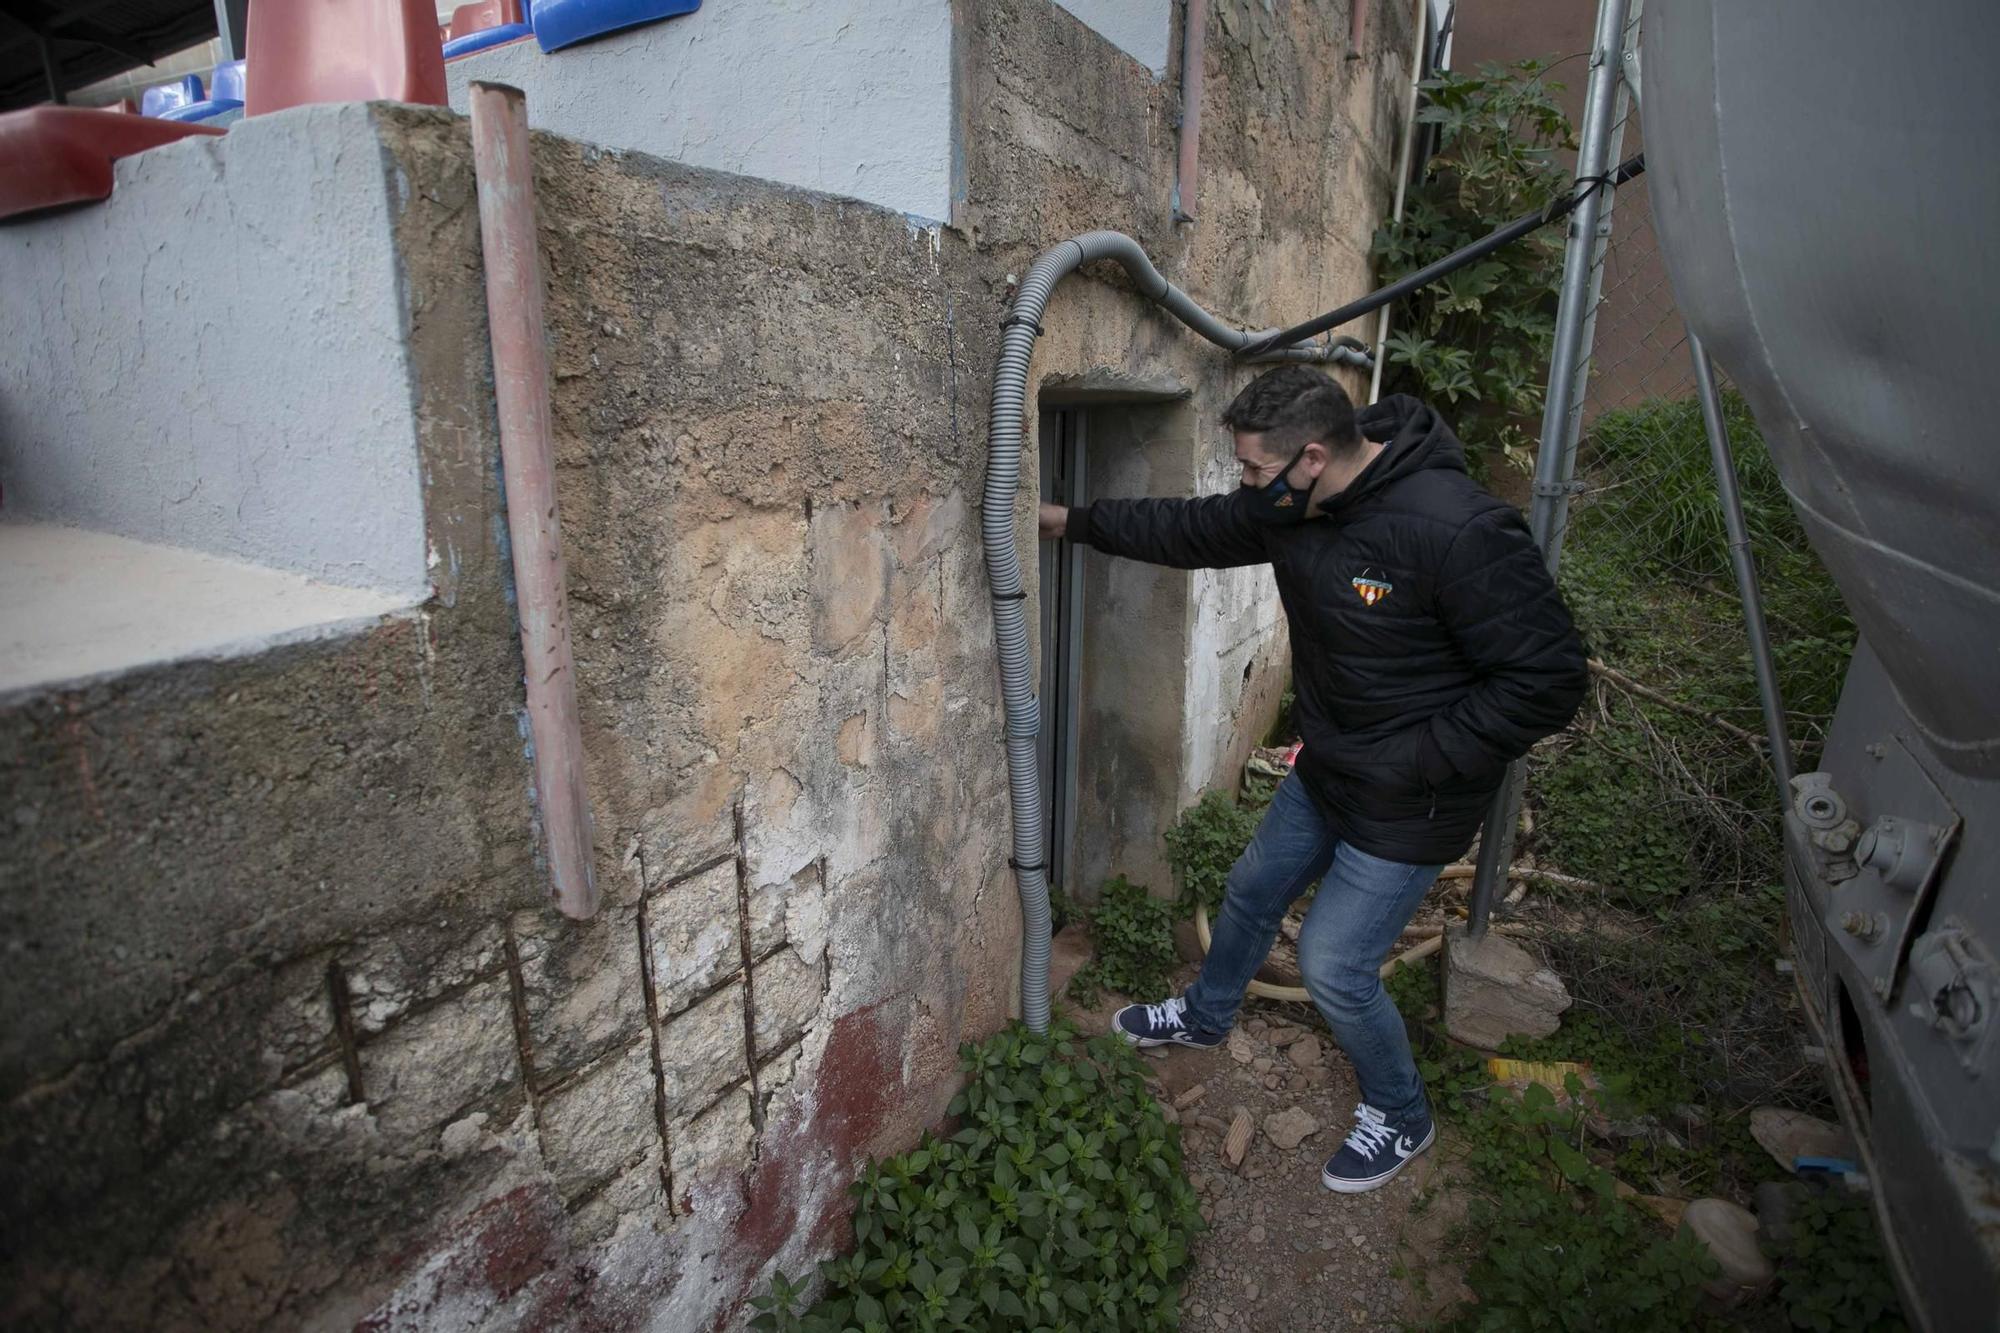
[1067,970,1475,1332]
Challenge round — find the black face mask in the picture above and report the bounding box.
[1239,443,1315,526]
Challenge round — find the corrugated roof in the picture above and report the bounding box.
[1,1,221,111]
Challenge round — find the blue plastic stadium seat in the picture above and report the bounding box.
[212,59,247,104]
[532,0,700,53]
[442,0,534,58]
[443,23,534,58]
[159,61,247,123]
[140,74,205,118]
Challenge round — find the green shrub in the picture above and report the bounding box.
[1573,391,1854,727]
[1374,61,1575,466]
[1065,876,1181,1006]
[1164,790,1261,913]
[750,1020,1202,1333]
[1531,728,1698,901]
[1447,1109,1718,1333]
[1389,973,1720,1331]
[1585,394,1790,578]
[1771,1189,1908,1333]
[1530,392,1854,912]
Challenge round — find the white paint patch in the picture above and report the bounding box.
[1055,0,1174,77]
[0,522,413,701]
[445,0,955,222]
[1181,448,1280,798]
[0,103,429,600]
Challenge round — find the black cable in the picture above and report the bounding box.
[1238,152,1646,360]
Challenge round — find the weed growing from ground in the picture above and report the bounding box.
[1164,789,1264,914]
[1064,876,1183,1007]
[750,1020,1201,1333]
[1768,1190,1908,1333]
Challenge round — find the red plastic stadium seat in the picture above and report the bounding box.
[447,0,526,39]
[0,106,225,221]
[245,0,447,116]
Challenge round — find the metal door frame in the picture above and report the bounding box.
[1038,409,1087,896]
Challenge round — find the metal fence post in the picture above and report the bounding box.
[1690,337,1797,807]
[1467,0,1633,938]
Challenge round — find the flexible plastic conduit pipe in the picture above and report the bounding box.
[986,232,1368,1032]
[470,81,600,921]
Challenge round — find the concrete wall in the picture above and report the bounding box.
[1054,0,1174,76]
[0,1,1411,1326]
[0,104,429,600]
[442,0,955,222]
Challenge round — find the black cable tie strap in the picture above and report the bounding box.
[1008,858,1046,873]
[999,314,1045,337]
[1531,479,1585,498]
[995,589,1028,601]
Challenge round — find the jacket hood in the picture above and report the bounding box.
[1317,395,1468,516]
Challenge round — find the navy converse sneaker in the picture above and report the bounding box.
[1112,996,1225,1049]
[1321,1102,1435,1193]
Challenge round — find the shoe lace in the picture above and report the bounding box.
[1343,1103,1395,1159]
[1143,996,1187,1030]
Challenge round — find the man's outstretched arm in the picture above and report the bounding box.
[1040,492,1269,570]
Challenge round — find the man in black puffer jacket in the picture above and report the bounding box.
[1039,366,1586,1194]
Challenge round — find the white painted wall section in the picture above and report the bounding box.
[0,523,415,702]
[0,103,429,600]
[444,0,955,222]
[1181,442,1281,800]
[1055,0,1174,77]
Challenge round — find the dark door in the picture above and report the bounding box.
[1038,409,1087,895]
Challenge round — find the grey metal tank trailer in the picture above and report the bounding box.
[1642,2,2000,1326]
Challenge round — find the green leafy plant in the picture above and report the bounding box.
[1262,682,1297,747]
[1386,969,1722,1330]
[1447,1111,1719,1333]
[1163,790,1262,913]
[1529,394,1854,917]
[751,1020,1202,1333]
[1771,1189,1908,1333]
[1065,876,1182,1006]
[1373,61,1577,467]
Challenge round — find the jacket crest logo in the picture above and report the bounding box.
[1352,575,1392,606]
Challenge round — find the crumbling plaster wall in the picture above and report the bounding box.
[0,2,1409,1328]
[966,0,1417,875]
[1,103,1016,1330]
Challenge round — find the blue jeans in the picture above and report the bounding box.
[1182,775,1442,1125]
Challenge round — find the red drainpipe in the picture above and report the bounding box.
[1173,0,1207,221]
[468,80,599,920]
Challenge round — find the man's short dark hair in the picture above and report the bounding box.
[1220,366,1360,455]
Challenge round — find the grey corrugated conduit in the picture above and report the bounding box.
[985,231,1371,1034]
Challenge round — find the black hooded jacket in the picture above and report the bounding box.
[1067,395,1588,865]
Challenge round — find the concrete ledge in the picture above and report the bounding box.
[0,103,428,598]
[0,522,416,701]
